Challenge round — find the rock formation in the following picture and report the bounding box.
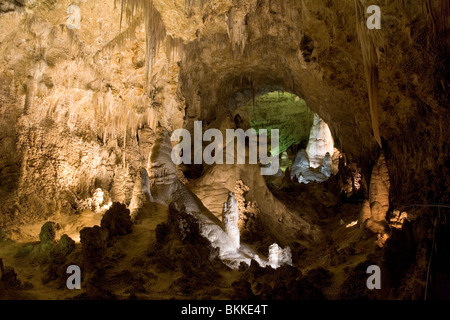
[222,192,240,251]
[364,153,391,235]
[268,243,292,269]
[306,114,335,168]
[148,128,267,269]
[290,149,332,184]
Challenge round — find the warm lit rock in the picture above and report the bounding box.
[369,154,390,223]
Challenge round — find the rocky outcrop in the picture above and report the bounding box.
[80,225,108,270]
[39,221,56,244]
[100,202,133,240]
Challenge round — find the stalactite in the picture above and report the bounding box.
[94,17,141,63]
[120,0,188,91]
[225,6,248,56]
[355,0,382,147]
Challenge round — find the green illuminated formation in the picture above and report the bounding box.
[246,92,314,156]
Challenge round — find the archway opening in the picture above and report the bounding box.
[230,90,340,184]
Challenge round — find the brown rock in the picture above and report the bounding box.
[100,202,132,240]
[368,154,390,222]
[80,226,108,267]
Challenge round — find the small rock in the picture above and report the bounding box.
[39,221,56,243]
[101,202,132,239]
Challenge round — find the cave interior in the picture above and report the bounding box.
[0,0,449,300]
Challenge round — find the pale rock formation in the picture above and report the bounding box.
[290,149,332,184]
[306,114,334,168]
[320,152,332,178]
[268,243,292,269]
[222,192,240,250]
[76,188,112,214]
[290,150,310,180]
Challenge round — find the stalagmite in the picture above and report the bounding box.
[306,114,334,168]
[320,152,332,178]
[222,192,240,250]
[368,153,390,222]
[363,153,391,236]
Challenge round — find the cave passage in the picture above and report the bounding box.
[231,91,339,184]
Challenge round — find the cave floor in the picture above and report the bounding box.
[0,180,379,300]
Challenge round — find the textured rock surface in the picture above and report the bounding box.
[290,149,332,184]
[268,243,292,269]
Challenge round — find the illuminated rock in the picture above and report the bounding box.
[290,149,332,184]
[222,192,240,250]
[268,243,292,268]
[369,153,390,223]
[306,114,334,168]
[290,150,310,181]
